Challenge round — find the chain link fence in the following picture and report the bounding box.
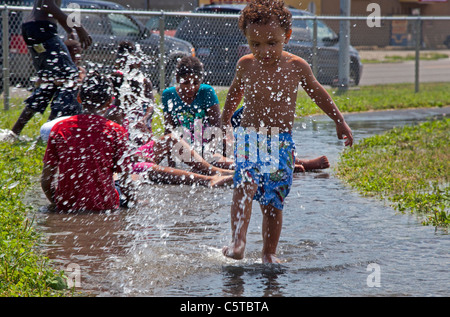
[1,4,450,110]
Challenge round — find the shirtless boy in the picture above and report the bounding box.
[221,0,353,263]
[10,0,92,137]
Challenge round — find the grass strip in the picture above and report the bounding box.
[214,82,450,118]
[336,118,450,227]
[0,140,67,296]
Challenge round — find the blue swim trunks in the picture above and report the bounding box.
[233,129,296,210]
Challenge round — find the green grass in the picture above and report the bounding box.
[293,82,450,116]
[337,118,450,227]
[214,82,450,117]
[0,140,68,296]
[361,52,449,64]
[0,105,70,296]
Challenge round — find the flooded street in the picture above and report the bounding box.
[31,107,449,297]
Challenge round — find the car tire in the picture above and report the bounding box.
[350,60,360,86]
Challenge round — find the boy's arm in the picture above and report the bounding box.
[221,58,247,129]
[297,59,353,147]
[221,57,247,154]
[41,0,92,49]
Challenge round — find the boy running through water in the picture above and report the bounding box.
[221,0,353,263]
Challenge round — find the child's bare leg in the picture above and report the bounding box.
[260,204,283,264]
[295,156,330,172]
[11,107,36,136]
[211,153,235,170]
[146,164,232,187]
[223,183,258,260]
[155,134,233,176]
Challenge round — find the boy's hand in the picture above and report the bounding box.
[336,120,353,147]
[74,26,92,49]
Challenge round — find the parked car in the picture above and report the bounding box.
[444,35,450,49]
[0,0,194,94]
[145,13,188,37]
[175,4,363,86]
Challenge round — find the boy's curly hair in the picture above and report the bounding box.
[239,0,292,34]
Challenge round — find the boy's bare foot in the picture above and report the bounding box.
[294,164,306,173]
[297,156,330,171]
[210,175,234,187]
[222,242,245,260]
[262,253,281,264]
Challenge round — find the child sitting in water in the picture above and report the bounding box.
[162,56,221,140]
[221,0,353,263]
[162,56,222,165]
[41,72,134,212]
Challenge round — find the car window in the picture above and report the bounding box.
[109,14,140,37]
[177,17,243,37]
[147,16,184,31]
[305,19,338,42]
[291,20,311,42]
[80,13,110,35]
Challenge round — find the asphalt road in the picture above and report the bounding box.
[359,57,450,86]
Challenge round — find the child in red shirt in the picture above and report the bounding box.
[41,72,134,212]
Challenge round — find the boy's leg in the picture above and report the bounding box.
[11,107,37,136]
[260,204,283,264]
[223,182,258,260]
[12,82,59,136]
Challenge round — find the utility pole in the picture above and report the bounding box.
[338,0,351,93]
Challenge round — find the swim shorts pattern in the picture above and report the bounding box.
[233,130,296,210]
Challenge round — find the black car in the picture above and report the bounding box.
[175,4,363,86]
[444,35,450,49]
[0,0,194,93]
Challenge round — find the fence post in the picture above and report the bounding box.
[159,10,165,91]
[2,5,10,111]
[312,17,318,77]
[338,0,351,93]
[415,16,421,93]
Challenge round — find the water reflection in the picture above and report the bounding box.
[222,264,287,297]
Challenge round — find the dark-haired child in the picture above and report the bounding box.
[41,72,134,212]
[9,0,91,139]
[162,56,222,163]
